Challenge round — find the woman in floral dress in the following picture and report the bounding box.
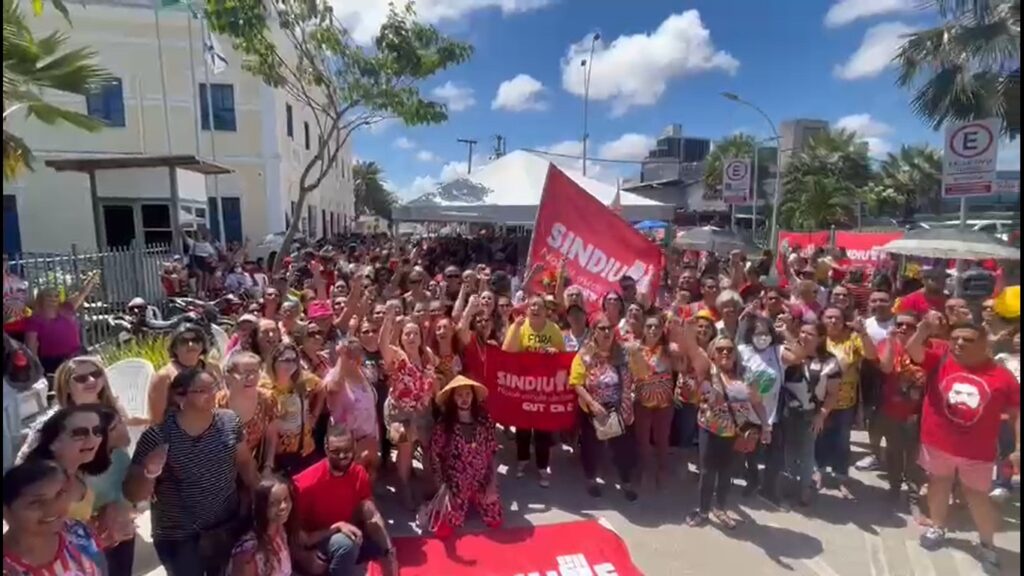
[429,376,501,539]
[379,309,438,509]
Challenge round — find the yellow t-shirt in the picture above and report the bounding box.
[67,484,96,523]
[509,321,565,353]
[569,353,621,412]
[827,333,865,411]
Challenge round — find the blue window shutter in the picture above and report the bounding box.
[222,198,243,244]
[86,78,125,127]
[286,104,293,139]
[199,83,236,132]
[207,198,221,241]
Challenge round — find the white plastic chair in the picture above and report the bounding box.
[106,359,155,452]
[210,324,230,360]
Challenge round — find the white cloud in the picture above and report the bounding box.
[367,117,399,135]
[330,0,556,45]
[393,136,416,150]
[431,81,477,112]
[395,157,482,199]
[835,22,916,81]
[492,74,548,112]
[998,139,1021,170]
[440,160,470,181]
[416,150,441,163]
[836,113,894,157]
[825,0,917,28]
[598,133,654,161]
[560,10,738,115]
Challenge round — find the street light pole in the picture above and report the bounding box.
[457,138,478,174]
[581,33,600,176]
[722,92,784,250]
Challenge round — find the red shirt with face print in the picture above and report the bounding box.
[919,348,1020,461]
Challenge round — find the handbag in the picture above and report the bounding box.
[417,484,452,534]
[716,369,760,454]
[592,409,625,441]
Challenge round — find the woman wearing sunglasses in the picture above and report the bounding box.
[633,312,677,490]
[677,320,771,529]
[3,460,107,576]
[262,343,324,476]
[569,313,638,501]
[219,351,279,476]
[148,323,218,424]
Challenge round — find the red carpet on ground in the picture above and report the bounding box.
[369,519,642,575]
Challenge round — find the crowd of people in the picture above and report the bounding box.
[2,230,1020,576]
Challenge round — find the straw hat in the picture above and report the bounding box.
[435,375,488,406]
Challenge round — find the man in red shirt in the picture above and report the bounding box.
[293,425,398,576]
[684,274,721,321]
[895,266,948,317]
[907,313,1020,568]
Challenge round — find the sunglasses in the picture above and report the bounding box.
[445,274,461,280]
[71,369,104,384]
[714,347,736,355]
[595,325,614,333]
[68,425,104,440]
[230,369,261,380]
[644,324,662,331]
[896,322,918,329]
[178,335,204,346]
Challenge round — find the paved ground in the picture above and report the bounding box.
[133,432,1020,575]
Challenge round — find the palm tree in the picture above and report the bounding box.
[780,129,871,230]
[895,0,1020,136]
[780,175,857,230]
[352,160,397,219]
[703,133,757,200]
[3,0,111,181]
[878,145,944,218]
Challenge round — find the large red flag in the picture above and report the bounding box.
[528,165,663,307]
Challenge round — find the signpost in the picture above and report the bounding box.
[723,158,753,204]
[943,118,1000,230]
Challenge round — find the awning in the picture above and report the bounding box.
[44,154,233,175]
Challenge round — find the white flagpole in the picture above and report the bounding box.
[153,5,174,154]
[187,9,201,154]
[199,15,225,245]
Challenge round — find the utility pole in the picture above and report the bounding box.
[457,138,478,174]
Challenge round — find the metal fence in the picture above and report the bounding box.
[8,244,172,349]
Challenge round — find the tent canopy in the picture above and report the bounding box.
[392,150,674,223]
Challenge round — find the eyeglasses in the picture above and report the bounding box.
[644,324,661,331]
[68,425,104,440]
[71,369,105,384]
[178,335,204,346]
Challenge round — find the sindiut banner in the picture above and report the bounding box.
[528,165,663,308]
[834,231,904,268]
[484,346,578,432]
[369,520,643,576]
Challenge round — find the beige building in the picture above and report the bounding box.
[4,0,355,254]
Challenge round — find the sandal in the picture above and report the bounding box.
[686,510,708,527]
[712,509,737,530]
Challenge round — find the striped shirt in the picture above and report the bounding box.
[3,521,105,576]
[132,410,243,541]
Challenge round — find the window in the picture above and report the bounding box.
[321,209,327,239]
[303,121,310,151]
[307,205,316,237]
[86,78,125,127]
[199,83,237,131]
[221,198,243,244]
[286,103,294,139]
[141,203,173,247]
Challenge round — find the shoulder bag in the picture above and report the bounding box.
[716,369,760,454]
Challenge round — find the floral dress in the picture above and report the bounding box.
[216,388,278,466]
[634,345,675,409]
[228,531,291,576]
[383,356,437,443]
[436,352,463,387]
[429,416,502,530]
[697,367,754,438]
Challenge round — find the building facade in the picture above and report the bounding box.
[779,118,829,165]
[639,124,712,184]
[3,0,355,255]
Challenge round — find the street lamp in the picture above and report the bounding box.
[581,32,600,176]
[721,92,784,250]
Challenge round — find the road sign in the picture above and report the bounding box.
[723,158,752,204]
[943,118,1000,198]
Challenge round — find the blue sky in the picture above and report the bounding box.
[334,0,1022,200]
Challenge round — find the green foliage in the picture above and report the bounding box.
[895,0,1020,137]
[780,130,871,230]
[98,336,171,369]
[878,145,944,217]
[204,0,472,271]
[704,133,756,199]
[3,0,111,181]
[353,161,397,219]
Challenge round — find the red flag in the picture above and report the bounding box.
[528,165,663,307]
[484,346,578,432]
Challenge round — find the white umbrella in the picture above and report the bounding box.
[881,229,1019,261]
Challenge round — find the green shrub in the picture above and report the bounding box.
[97,336,171,368]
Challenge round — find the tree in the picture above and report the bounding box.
[779,130,871,230]
[878,145,943,218]
[353,160,396,219]
[3,0,111,181]
[895,0,1020,136]
[204,0,472,271]
[780,175,857,231]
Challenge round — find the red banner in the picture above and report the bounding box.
[369,520,642,576]
[529,165,663,308]
[483,346,577,432]
[834,231,904,268]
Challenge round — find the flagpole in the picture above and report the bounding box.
[186,7,201,154]
[153,5,174,154]
[200,14,225,245]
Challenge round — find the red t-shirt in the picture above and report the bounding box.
[895,289,946,317]
[293,460,372,533]
[461,335,488,382]
[920,348,1020,461]
[878,339,926,422]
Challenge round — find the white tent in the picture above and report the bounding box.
[392,150,674,224]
